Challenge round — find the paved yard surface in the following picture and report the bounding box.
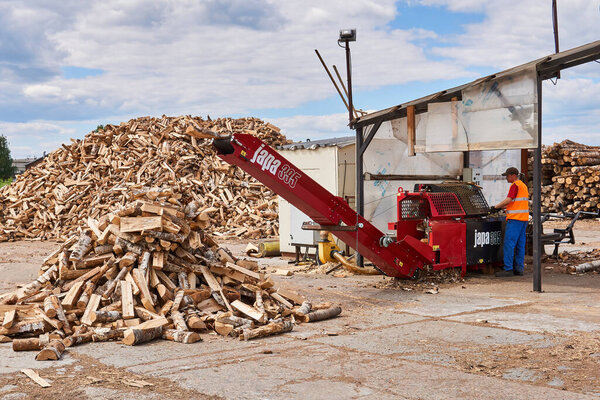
[0,238,599,399]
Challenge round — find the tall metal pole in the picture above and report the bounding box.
[345,38,363,267]
[533,77,543,292]
[356,125,364,268]
[552,0,561,79]
[345,40,354,126]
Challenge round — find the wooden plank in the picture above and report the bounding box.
[276,288,305,305]
[149,268,160,288]
[135,317,168,330]
[62,266,101,291]
[2,310,16,328]
[125,272,140,296]
[121,281,135,319]
[155,269,177,292]
[271,293,293,309]
[80,253,113,268]
[132,268,155,307]
[188,272,197,289]
[199,266,221,292]
[152,252,164,270]
[140,203,164,215]
[61,281,85,309]
[21,369,51,388]
[407,105,415,157]
[225,262,261,280]
[80,294,101,326]
[120,216,163,233]
[231,300,265,323]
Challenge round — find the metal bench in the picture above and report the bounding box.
[529,205,599,257]
[291,242,318,264]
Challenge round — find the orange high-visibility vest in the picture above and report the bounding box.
[506,179,529,221]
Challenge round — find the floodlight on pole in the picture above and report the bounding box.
[339,29,356,126]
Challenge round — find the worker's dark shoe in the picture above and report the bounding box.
[513,270,524,276]
[495,270,514,277]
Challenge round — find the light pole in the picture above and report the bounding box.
[339,29,363,267]
[338,29,356,125]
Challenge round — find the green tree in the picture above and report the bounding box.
[0,135,16,179]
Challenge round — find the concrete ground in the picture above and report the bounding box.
[0,233,599,399]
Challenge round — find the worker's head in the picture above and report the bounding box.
[501,167,520,183]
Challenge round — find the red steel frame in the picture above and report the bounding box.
[216,133,435,278]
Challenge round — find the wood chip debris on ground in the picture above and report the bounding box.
[0,115,289,242]
[0,194,341,360]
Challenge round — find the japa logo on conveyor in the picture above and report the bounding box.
[250,144,301,188]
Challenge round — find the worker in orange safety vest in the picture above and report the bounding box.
[490,167,529,277]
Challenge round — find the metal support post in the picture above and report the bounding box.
[345,40,353,126]
[532,77,543,292]
[356,125,364,268]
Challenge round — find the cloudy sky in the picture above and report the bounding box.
[0,0,599,158]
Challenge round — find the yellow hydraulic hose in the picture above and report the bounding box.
[331,252,381,275]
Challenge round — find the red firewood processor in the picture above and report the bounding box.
[214,133,504,278]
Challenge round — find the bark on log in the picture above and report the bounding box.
[63,328,123,347]
[295,301,312,316]
[43,296,57,318]
[123,326,163,345]
[102,266,130,300]
[90,310,121,324]
[566,260,600,273]
[13,338,44,352]
[303,306,342,323]
[240,320,293,341]
[162,329,202,344]
[171,311,188,331]
[0,320,49,336]
[69,232,93,262]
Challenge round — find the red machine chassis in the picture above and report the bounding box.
[215,133,435,278]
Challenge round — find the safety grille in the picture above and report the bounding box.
[399,197,429,220]
[428,193,465,217]
[416,183,489,216]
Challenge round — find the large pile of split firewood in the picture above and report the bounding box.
[539,140,600,213]
[0,196,341,360]
[0,115,289,242]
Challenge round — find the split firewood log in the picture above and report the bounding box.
[35,339,65,361]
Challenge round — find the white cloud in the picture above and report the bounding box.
[0,0,599,154]
[428,0,600,69]
[0,0,473,122]
[23,84,62,98]
[268,113,351,142]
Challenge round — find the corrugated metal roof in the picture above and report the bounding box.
[278,136,355,151]
[355,40,600,128]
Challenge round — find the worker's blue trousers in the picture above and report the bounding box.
[503,219,528,272]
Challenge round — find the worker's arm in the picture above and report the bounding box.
[492,183,518,210]
[494,197,513,209]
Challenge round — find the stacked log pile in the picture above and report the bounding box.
[0,197,340,360]
[540,140,600,213]
[0,115,289,242]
